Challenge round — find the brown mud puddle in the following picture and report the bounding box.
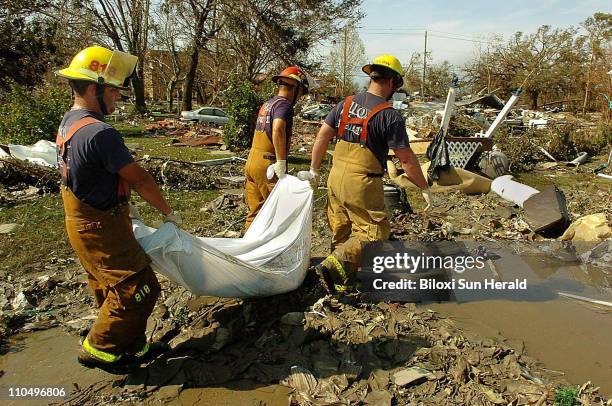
[424,248,612,395]
[0,330,292,405]
[0,328,108,406]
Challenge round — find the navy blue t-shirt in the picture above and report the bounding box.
[254,96,294,152]
[325,92,409,168]
[58,109,134,210]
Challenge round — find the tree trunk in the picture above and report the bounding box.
[582,48,594,114]
[132,62,147,114]
[181,45,199,112]
[196,84,205,104]
[529,90,539,110]
[167,79,176,112]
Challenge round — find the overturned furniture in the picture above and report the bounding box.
[387,159,491,195]
[491,176,570,237]
[522,185,569,237]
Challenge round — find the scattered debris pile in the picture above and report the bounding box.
[390,186,609,242]
[139,157,245,191]
[55,278,609,405]
[0,256,89,350]
[143,119,186,134]
[144,119,226,148]
[0,158,60,193]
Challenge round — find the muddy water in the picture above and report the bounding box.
[0,328,108,406]
[424,250,612,395]
[0,330,292,406]
[175,382,292,405]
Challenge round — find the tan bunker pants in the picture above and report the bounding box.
[244,130,277,230]
[324,140,390,284]
[62,186,160,360]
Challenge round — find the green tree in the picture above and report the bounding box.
[425,61,454,98]
[0,1,62,91]
[465,26,588,109]
[328,22,366,97]
[581,12,612,113]
[152,0,361,111]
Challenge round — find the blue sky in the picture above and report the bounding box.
[357,0,609,69]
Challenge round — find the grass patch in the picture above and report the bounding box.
[123,136,217,162]
[515,170,611,194]
[114,122,145,136]
[133,189,223,233]
[554,386,579,406]
[0,194,70,275]
[0,189,227,275]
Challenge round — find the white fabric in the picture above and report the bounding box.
[8,140,58,167]
[133,176,313,298]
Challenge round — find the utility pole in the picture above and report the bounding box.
[342,25,348,94]
[421,30,427,100]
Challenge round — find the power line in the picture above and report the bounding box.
[361,27,484,38]
[360,27,498,45]
[428,33,496,45]
[359,32,422,36]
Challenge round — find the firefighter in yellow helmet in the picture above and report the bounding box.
[55,46,180,373]
[243,66,317,230]
[299,54,433,293]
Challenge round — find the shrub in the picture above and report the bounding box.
[573,121,611,155]
[554,387,579,406]
[494,121,611,172]
[0,84,71,145]
[222,76,267,150]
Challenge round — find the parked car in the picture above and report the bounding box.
[300,104,332,121]
[180,107,229,126]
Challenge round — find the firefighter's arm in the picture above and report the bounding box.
[118,162,172,216]
[311,122,335,170]
[392,147,432,210]
[272,118,287,160]
[392,147,429,189]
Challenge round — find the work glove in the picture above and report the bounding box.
[422,189,433,211]
[266,160,287,180]
[163,210,182,225]
[297,167,320,189]
[128,202,142,220]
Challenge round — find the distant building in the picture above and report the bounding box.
[144,50,184,102]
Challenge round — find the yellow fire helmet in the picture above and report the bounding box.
[56,46,138,90]
[362,54,404,85]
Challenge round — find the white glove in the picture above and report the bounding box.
[128,202,142,220]
[422,189,433,211]
[267,160,287,180]
[297,167,320,189]
[163,210,182,225]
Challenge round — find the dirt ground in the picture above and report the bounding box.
[0,120,610,405]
